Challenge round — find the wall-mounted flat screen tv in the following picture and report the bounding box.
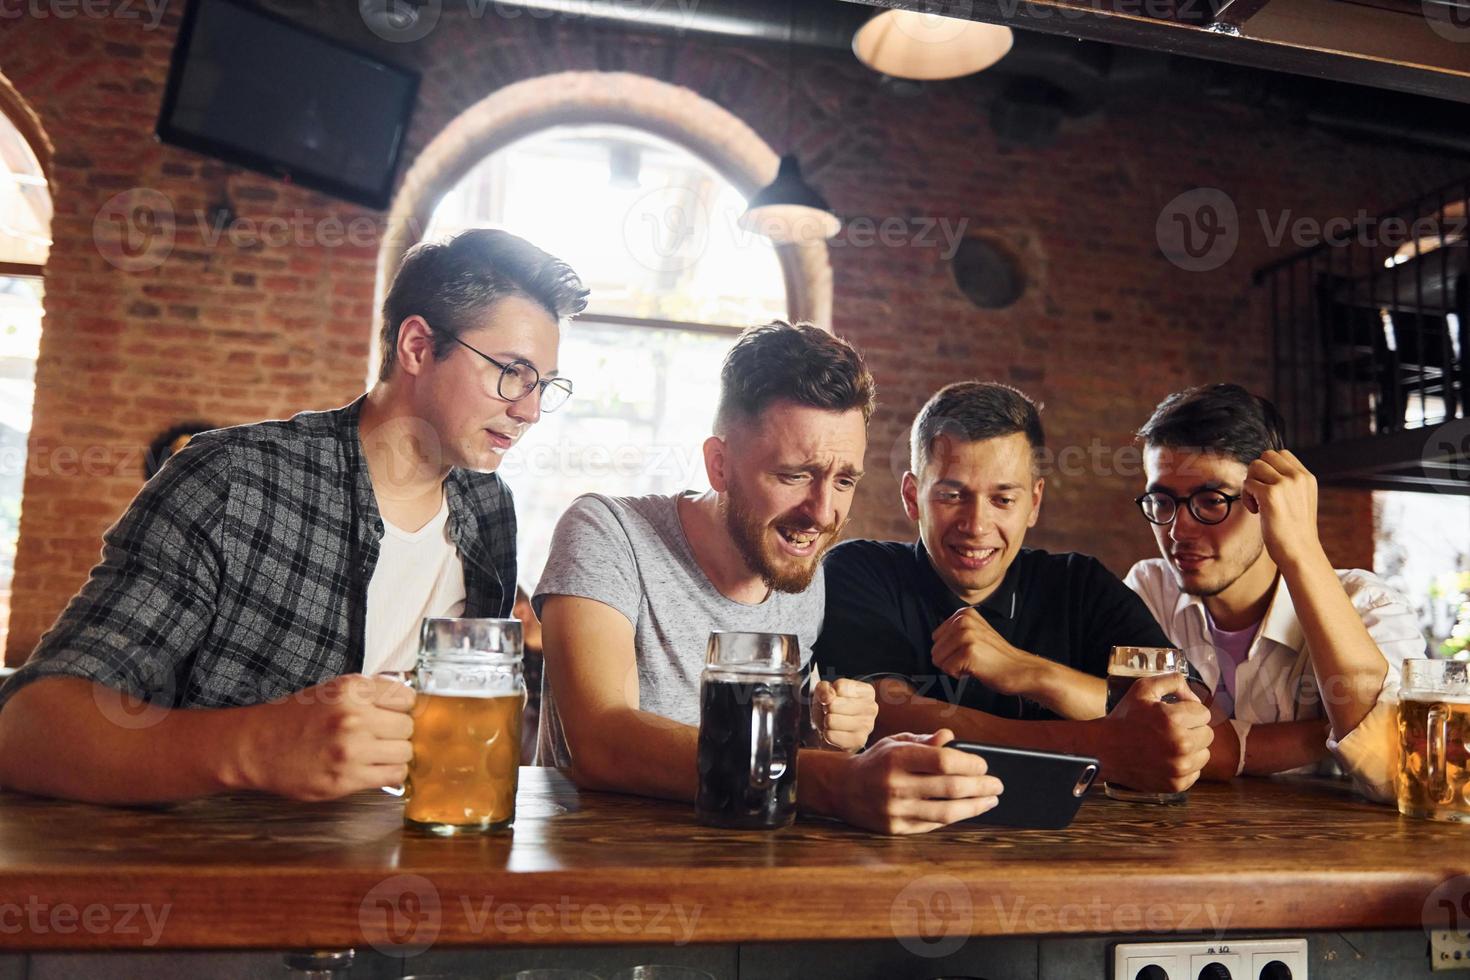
[156,0,419,210]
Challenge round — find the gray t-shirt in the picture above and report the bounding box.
[532,492,825,768]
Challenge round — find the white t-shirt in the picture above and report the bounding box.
[364,495,467,675]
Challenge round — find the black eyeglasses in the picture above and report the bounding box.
[1135,489,1243,526]
[426,322,572,413]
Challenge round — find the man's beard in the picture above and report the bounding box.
[1179,539,1265,599]
[722,481,838,594]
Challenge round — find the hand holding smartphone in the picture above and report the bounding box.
[946,742,1098,829]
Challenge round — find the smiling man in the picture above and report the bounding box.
[0,229,582,804]
[535,323,1005,835]
[815,381,1215,797]
[1125,384,1424,801]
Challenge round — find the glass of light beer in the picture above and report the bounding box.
[1104,645,1190,804]
[405,617,526,835]
[1397,659,1470,824]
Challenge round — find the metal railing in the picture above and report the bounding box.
[1255,179,1469,453]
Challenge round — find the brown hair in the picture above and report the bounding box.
[379,229,588,380]
[713,321,876,434]
[1137,383,1287,463]
[910,381,1045,473]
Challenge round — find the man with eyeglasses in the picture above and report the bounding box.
[1124,384,1424,801]
[814,381,1216,799]
[0,229,584,804]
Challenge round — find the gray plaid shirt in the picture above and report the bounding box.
[0,398,516,711]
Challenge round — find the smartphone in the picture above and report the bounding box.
[946,742,1099,830]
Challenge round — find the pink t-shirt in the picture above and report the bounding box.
[1206,613,1259,720]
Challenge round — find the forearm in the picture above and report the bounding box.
[1243,719,1331,776]
[1018,659,1107,720]
[0,678,245,804]
[874,681,1104,766]
[1202,719,1331,781]
[794,748,849,819]
[562,706,852,818]
[562,707,700,803]
[1278,552,1389,737]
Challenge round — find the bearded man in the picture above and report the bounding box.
[534,322,1005,835]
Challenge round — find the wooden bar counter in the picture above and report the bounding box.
[0,768,1466,953]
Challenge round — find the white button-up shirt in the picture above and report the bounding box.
[1124,558,1426,803]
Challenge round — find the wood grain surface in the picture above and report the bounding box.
[0,768,1465,950]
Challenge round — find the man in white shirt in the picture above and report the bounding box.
[1124,384,1425,802]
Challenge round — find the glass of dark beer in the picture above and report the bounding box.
[696,631,802,829]
[1104,645,1189,804]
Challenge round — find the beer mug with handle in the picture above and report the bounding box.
[1397,659,1470,824]
[1103,645,1191,804]
[696,631,802,829]
[405,617,526,835]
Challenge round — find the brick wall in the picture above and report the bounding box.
[2,4,1456,662]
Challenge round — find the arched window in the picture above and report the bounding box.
[0,106,50,653]
[424,124,788,585]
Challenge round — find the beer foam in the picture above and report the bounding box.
[1401,692,1470,705]
[1109,665,1182,679]
[419,686,520,699]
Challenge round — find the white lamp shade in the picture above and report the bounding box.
[853,9,1014,81]
[738,155,842,244]
[738,203,843,244]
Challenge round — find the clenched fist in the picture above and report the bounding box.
[1098,671,1213,794]
[810,678,879,751]
[233,674,416,801]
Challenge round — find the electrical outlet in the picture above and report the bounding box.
[1113,938,1308,980]
[1430,930,1470,972]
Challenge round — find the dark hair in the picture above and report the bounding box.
[713,321,876,433]
[144,420,218,480]
[1137,384,1287,464]
[910,381,1044,473]
[379,229,588,380]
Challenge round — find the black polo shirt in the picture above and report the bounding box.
[813,540,1173,721]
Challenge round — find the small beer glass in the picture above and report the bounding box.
[1103,645,1190,804]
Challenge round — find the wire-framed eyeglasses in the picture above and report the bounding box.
[422,322,573,412]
